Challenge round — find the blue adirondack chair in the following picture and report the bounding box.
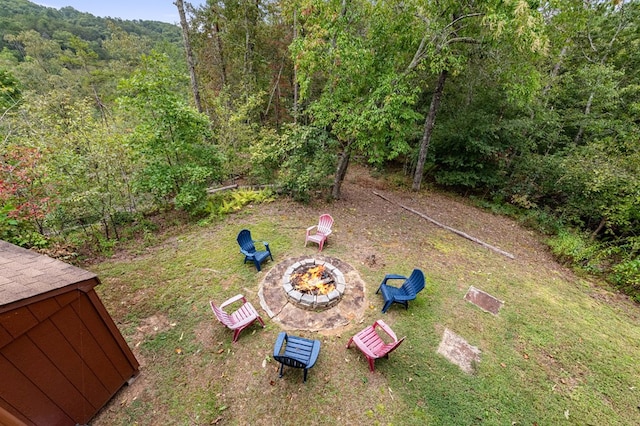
[237,229,273,271]
[273,332,321,383]
[376,268,425,313]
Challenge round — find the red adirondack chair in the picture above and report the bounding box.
[346,319,405,371]
[305,214,334,251]
[210,294,265,343]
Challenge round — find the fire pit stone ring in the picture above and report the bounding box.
[257,255,366,331]
[282,258,346,310]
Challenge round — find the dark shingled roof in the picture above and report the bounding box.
[0,240,97,307]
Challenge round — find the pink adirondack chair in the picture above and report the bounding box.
[210,294,265,343]
[346,319,405,372]
[305,214,334,251]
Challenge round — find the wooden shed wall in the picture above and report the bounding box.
[0,281,138,426]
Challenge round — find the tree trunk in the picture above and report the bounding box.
[328,0,351,200]
[242,0,258,95]
[91,85,108,123]
[543,44,568,98]
[574,91,593,145]
[332,142,352,199]
[175,0,203,113]
[412,69,448,191]
[591,217,606,240]
[264,60,284,123]
[213,20,227,87]
[531,43,569,121]
[292,8,299,123]
[573,9,626,145]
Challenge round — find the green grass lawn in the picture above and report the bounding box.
[90,184,640,425]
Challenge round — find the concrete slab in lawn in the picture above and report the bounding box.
[437,328,481,374]
[464,285,504,315]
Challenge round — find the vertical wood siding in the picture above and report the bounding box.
[0,286,138,426]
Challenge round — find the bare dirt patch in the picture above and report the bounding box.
[130,313,175,347]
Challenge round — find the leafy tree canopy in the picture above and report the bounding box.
[0,0,182,59]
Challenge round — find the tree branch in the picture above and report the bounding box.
[446,37,483,45]
[442,12,484,33]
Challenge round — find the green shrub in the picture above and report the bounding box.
[204,189,275,219]
[547,230,601,272]
[471,196,521,217]
[0,204,49,248]
[611,258,640,302]
[118,52,224,215]
[250,124,337,202]
[519,209,565,235]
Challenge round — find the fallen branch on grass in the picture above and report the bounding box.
[373,191,515,259]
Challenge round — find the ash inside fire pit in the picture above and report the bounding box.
[282,259,345,310]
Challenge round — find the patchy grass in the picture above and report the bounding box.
[90,168,640,425]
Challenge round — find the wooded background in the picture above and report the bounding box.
[1,0,638,299]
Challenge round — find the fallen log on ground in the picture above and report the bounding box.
[373,191,515,260]
[207,184,238,194]
[207,183,278,194]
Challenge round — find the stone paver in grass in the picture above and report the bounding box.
[437,328,481,374]
[464,285,504,315]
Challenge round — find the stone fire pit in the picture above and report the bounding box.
[257,255,366,332]
[282,258,346,310]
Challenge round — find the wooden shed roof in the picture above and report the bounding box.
[0,240,97,307]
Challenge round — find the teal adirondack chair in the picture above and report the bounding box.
[376,269,425,313]
[273,332,321,383]
[237,229,273,271]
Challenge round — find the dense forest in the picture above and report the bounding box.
[1,0,638,300]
